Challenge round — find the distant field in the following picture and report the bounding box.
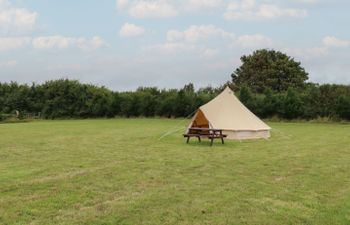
[1,119,350,225]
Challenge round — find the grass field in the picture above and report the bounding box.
[1,119,350,225]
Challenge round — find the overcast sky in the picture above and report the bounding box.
[0,0,349,90]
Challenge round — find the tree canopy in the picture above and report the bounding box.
[1,79,350,121]
[232,49,309,93]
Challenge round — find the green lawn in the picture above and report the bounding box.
[1,119,350,225]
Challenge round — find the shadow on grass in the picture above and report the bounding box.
[180,137,271,149]
[184,139,232,148]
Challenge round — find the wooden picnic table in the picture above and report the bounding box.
[183,127,227,146]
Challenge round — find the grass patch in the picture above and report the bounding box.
[1,119,350,224]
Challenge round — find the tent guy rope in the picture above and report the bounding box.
[158,110,197,140]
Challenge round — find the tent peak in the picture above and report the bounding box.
[223,86,234,94]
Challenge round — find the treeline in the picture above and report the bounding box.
[238,84,350,120]
[0,79,220,119]
[1,79,350,121]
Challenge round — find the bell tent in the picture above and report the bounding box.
[188,87,271,140]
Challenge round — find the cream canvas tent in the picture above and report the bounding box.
[188,87,271,140]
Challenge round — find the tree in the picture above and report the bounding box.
[238,86,256,112]
[336,95,350,120]
[232,49,309,93]
[259,88,280,118]
[282,88,303,119]
[155,89,177,118]
[300,83,321,119]
[173,84,196,117]
[1,79,350,121]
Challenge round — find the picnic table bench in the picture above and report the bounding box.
[183,128,227,146]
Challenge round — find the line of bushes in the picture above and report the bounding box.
[1,79,350,121]
[0,79,220,120]
[238,84,350,121]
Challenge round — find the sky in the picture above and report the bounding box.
[0,0,349,90]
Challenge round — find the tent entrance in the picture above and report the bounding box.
[191,110,210,129]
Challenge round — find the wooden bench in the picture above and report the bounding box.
[184,128,227,146]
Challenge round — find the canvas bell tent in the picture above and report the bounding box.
[188,87,271,140]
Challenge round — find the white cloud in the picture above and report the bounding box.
[47,63,83,71]
[145,24,274,62]
[241,0,255,10]
[0,36,31,51]
[293,0,318,4]
[116,0,129,9]
[0,0,38,32]
[185,0,223,11]
[32,36,72,49]
[165,25,271,49]
[167,25,235,43]
[144,42,196,55]
[145,25,232,57]
[0,0,10,8]
[76,36,107,51]
[0,59,17,67]
[0,35,106,52]
[116,0,224,18]
[284,47,328,60]
[32,36,107,51]
[323,36,349,47]
[144,41,219,61]
[224,0,307,20]
[200,48,219,59]
[284,36,349,61]
[235,34,272,48]
[119,23,145,37]
[128,1,178,18]
[258,4,307,19]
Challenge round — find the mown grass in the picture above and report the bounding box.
[0,119,350,225]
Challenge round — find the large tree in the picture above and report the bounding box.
[232,49,309,93]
